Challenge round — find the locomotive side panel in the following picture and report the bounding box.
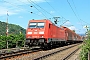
[48,24,66,42]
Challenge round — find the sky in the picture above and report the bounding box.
[0,0,90,34]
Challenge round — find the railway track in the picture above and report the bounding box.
[34,43,82,60]
[62,47,81,60]
[0,43,82,60]
[0,47,31,54]
[0,47,42,60]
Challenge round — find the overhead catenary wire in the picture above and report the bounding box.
[30,0,61,25]
[3,0,23,10]
[71,0,83,27]
[17,0,55,19]
[27,0,48,19]
[67,0,90,26]
[44,0,69,25]
[30,0,71,26]
[3,0,68,25]
[3,0,30,16]
[72,0,79,17]
[17,0,47,18]
[29,0,54,17]
[44,0,56,13]
[67,0,90,33]
[71,4,84,26]
[67,0,84,29]
[67,0,78,20]
[72,0,90,26]
[2,0,47,19]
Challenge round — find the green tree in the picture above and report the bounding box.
[87,30,90,39]
[0,36,7,49]
[0,21,26,36]
[0,34,25,49]
[80,30,90,60]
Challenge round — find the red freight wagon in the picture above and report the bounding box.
[61,26,82,43]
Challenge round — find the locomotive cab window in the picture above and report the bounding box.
[29,22,45,28]
[37,22,44,28]
[29,23,37,28]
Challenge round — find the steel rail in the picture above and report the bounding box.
[0,48,42,60]
[62,47,80,60]
[34,44,80,60]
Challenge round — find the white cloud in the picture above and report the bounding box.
[0,0,45,16]
[61,21,72,27]
[31,0,45,3]
[50,11,55,14]
[61,21,78,31]
[0,7,7,16]
[77,22,81,25]
[2,0,45,5]
[68,26,77,30]
[0,6,17,16]
[19,16,23,18]
[64,21,70,25]
[38,12,42,15]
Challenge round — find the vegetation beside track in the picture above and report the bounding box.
[80,30,90,60]
[80,39,90,60]
[0,34,25,49]
[0,21,26,49]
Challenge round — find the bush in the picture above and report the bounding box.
[80,39,90,60]
[0,34,25,49]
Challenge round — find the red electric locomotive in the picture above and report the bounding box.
[26,19,82,48]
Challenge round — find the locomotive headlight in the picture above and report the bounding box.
[39,31,44,34]
[27,32,32,34]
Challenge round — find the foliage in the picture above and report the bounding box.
[0,34,25,49]
[87,30,90,39]
[80,40,90,60]
[0,21,26,49]
[0,21,26,36]
[0,36,7,49]
[80,30,90,60]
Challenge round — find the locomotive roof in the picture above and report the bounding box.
[29,19,50,22]
[29,19,55,24]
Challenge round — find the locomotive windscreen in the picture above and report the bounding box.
[29,22,45,28]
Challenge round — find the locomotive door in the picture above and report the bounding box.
[48,24,52,38]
